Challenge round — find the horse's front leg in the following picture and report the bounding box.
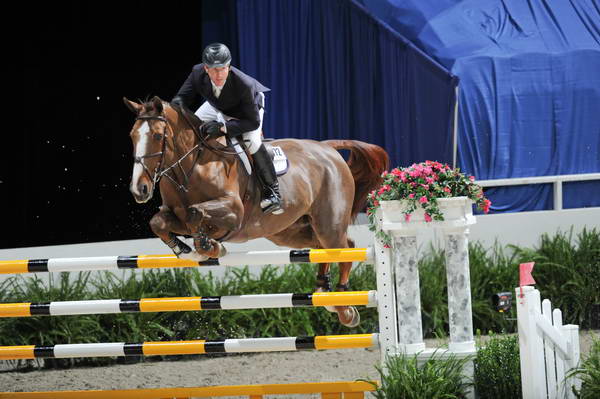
[149,206,195,258]
[186,197,243,259]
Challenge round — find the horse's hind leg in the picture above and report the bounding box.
[312,226,360,328]
[333,237,360,328]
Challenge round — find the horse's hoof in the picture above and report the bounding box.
[217,242,227,257]
[315,287,337,313]
[178,251,209,262]
[338,306,360,328]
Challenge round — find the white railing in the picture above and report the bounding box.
[516,286,581,399]
[477,173,600,210]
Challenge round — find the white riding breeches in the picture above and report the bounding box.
[195,93,265,154]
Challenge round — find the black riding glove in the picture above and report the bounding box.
[201,121,224,137]
[171,96,185,108]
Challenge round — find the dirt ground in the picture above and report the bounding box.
[1,331,597,397]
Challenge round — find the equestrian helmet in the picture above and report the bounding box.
[202,43,232,68]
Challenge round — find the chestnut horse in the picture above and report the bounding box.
[123,96,389,327]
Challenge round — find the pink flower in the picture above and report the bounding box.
[424,213,432,222]
[425,177,435,184]
[419,196,428,204]
[404,213,411,222]
[400,171,407,182]
[408,193,415,199]
[377,185,391,195]
[409,169,420,178]
[420,184,429,190]
[391,168,402,177]
[482,198,491,213]
[383,244,391,249]
[469,176,475,182]
[443,187,451,193]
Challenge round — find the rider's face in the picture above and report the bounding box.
[205,65,230,87]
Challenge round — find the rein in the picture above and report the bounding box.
[135,105,245,194]
[134,105,255,243]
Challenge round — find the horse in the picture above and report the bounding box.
[123,96,389,327]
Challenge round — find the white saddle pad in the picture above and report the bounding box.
[271,146,289,176]
[229,138,289,177]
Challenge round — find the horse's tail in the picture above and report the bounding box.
[323,140,390,220]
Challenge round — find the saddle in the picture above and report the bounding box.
[175,103,289,177]
[228,137,289,177]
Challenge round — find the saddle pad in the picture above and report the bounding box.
[228,138,289,177]
[271,146,289,176]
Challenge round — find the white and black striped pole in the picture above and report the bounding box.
[0,291,377,317]
[0,334,379,360]
[0,248,374,274]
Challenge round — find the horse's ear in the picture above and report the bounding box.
[123,97,143,114]
[152,96,164,113]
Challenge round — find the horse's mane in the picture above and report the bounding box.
[172,103,203,127]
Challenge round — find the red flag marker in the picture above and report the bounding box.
[519,262,536,298]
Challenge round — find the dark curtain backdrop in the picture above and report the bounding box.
[231,0,458,169]
[9,1,203,248]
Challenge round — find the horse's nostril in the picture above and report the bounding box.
[141,185,148,195]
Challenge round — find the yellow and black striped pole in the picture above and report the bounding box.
[0,247,374,274]
[0,291,377,318]
[0,334,379,360]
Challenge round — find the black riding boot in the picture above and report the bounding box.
[252,144,283,214]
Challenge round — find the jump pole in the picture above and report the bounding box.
[0,334,379,360]
[0,247,374,274]
[0,381,378,399]
[0,291,377,317]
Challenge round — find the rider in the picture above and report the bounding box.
[171,43,283,215]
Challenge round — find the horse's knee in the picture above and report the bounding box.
[221,212,241,231]
[149,213,170,235]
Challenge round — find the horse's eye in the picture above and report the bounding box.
[153,133,163,141]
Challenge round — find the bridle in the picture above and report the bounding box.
[134,106,247,194]
[135,112,205,193]
[133,114,170,190]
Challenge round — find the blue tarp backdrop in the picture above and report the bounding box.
[203,0,600,212]
[357,0,600,211]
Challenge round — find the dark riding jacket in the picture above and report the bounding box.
[173,64,270,137]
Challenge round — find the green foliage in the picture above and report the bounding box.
[510,228,600,327]
[369,352,474,399]
[474,334,521,399]
[419,227,599,335]
[569,336,600,399]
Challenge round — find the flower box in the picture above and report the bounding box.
[367,161,490,245]
[378,197,476,231]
